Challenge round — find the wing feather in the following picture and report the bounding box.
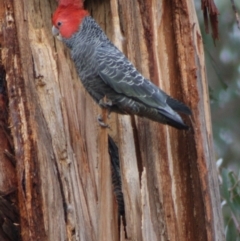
[97,45,167,110]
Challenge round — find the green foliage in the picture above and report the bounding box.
[196,0,240,168]
[219,162,240,240]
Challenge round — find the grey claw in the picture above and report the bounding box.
[97,114,110,128]
[107,110,112,119]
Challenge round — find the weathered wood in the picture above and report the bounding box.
[0,2,20,240]
[0,196,20,241]
[0,0,224,240]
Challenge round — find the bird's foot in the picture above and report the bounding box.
[99,96,112,108]
[107,109,112,119]
[97,114,110,129]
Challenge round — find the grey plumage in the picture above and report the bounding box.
[62,17,191,129]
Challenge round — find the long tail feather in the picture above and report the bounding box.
[166,96,191,115]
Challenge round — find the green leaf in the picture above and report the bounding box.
[228,172,240,223]
[221,168,231,201]
[225,218,238,241]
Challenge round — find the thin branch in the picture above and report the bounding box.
[230,0,240,30]
[201,0,219,41]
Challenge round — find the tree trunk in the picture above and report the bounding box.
[0,0,224,240]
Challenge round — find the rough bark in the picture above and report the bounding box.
[0,0,224,241]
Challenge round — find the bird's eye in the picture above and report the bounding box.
[57,21,62,27]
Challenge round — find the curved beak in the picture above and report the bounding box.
[52,26,62,41]
[52,26,59,36]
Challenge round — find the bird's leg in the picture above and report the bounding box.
[98,96,113,127]
[97,114,110,129]
[99,96,112,108]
